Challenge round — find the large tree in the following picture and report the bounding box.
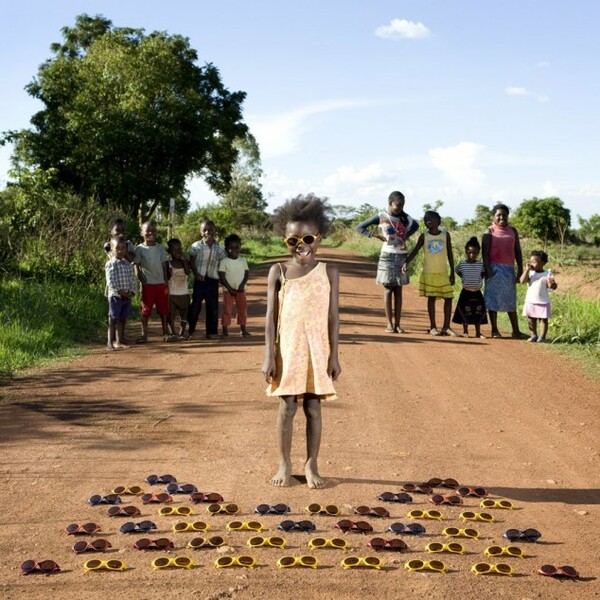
[512,197,571,247]
[5,14,248,223]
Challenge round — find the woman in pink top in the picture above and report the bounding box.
[482,204,525,339]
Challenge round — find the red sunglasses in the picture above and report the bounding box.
[20,560,61,575]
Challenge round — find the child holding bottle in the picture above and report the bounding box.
[404,210,457,336]
[262,195,340,489]
[519,250,557,343]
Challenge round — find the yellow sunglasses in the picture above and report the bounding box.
[247,536,287,549]
[407,509,444,521]
[308,537,348,550]
[188,536,225,549]
[226,520,264,532]
[404,559,447,573]
[111,486,144,495]
[151,556,194,570]
[158,506,194,516]
[485,545,524,559]
[471,562,513,576]
[442,527,480,539]
[480,499,514,510]
[208,503,240,515]
[283,234,321,248]
[215,555,256,569]
[83,559,126,573]
[341,556,383,570]
[459,511,495,523]
[173,521,210,533]
[277,555,319,569]
[306,503,340,516]
[425,542,465,555]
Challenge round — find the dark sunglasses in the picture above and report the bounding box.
[255,503,291,515]
[378,491,413,504]
[425,478,459,489]
[429,494,463,506]
[354,506,390,518]
[107,505,141,517]
[145,474,177,485]
[538,564,579,578]
[387,522,426,535]
[65,522,101,535]
[72,539,112,554]
[166,483,198,494]
[88,494,121,506]
[277,519,316,532]
[141,492,173,504]
[503,528,541,542]
[402,483,433,494]
[133,537,174,550]
[335,519,373,534]
[456,486,488,497]
[120,520,157,534]
[283,234,320,248]
[367,537,408,552]
[189,492,224,504]
[20,560,61,575]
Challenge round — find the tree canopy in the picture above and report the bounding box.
[5,14,248,223]
[512,197,571,246]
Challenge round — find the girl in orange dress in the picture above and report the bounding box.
[262,195,341,489]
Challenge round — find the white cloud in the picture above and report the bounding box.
[323,163,384,187]
[505,86,550,103]
[247,99,376,159]
[375,19,431,40]
[536,61,550,68]
[429,142,486,189]
[542,180,558,196]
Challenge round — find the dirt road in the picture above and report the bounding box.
[1,248,598,599]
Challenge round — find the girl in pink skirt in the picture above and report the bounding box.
[519,250,557,343]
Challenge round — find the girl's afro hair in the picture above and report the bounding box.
[272,193,335,236]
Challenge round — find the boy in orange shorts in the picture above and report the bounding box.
[134,221,172,342]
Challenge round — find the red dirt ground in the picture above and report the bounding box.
[1,248,598,600]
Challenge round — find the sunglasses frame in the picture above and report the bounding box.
[20,559,61,574]
[141,493,173,505]
[112,486,144,495]
[402,484,433,494]
[459,511,495,523]
[145,474,177,485]
[119,520,157,534]
[83,558,126,572]
[485,545,524,559]
[306,503,340,516]
[88,494,122,506]
[407,509,444,521]
[503,528,541,542]
[133,537,175,551]
[404,559,447,573]
[72,539,112,554]
[442,527,480,539]
[173,521,210,533]
[277,555,319,569]
[480,499,514,510]
[387,522,426,535]
[429,494,462,506]
[277,519,316,533]
[166,483,198,494]
[308,537,348,550]
[158,506,194,517]
[254,503,290,516]
[425,478,459,489]
[341,556,383,570]
[188,536,225,549]
[456,486,488,497]
[189,492,224,504]
[208,503,240,515]
[538,564,579,578]
[283,234,321,248]
[226,520,264,532]
[354,505,390,518]
[378,491,413,504]
[425,542,465,555]
[367,537,408,552]
[66,522,102,535]
[107,505,141,517]
[471,562,513,576]
[151,556,194,570]
[247,536,287,549]
[335,519,374,534]
[215,555,256,569]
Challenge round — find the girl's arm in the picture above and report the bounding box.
[261,264,281,383]
[519,264,532,285]
[446,232,455,285]
[239,269,250,292]
[513,226,523,280]
[403,233,424,270]
[482,228,492,278]
[326,264,341,381]
[355,214,384,241]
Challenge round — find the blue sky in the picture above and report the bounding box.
[1,0,599,223]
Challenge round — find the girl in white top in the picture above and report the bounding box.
[167,238,191,339]
[519,250,557,343]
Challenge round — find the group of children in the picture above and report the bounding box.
[357,192,558,342]
[104,218,250,350]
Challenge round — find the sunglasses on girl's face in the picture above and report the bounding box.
[283,234,320,248]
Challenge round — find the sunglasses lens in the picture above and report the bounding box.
[496,563,512,574]
[332,538,347,548]
[444,479,459,488]
[523,528,541,541]
[248,537,263,547]
[343,557,360,567]
[154,557,170,568]
[21,560,37,573]
[431,495,444,504]
[474,563,490,573]
[270,537,285,547]
[369,537,385,549]
[560,566,578,577]
[139,521,155,531]
[126,506,140,515]
[427,478,442,487]
[357,521,373,532]
[508,546,523,557]
[107,506,120,516]
[430,560,445,571]
[465,529,478,538]
[193,522,209,531]
[226,504,239,513]
[135,538,151,549]
[278,520,293,531]
[255,504,269,514]
[273,504,289,514]
[83,523,99,533]
[428,542,443,552]
[175,557,192,567]
[228,521,242,530]
[407,560,424,570]
[279,556,296,566]
[120,522,135,533]
[166,484,177,493]
[408,510,422,518]
[239,556,255,566]
[379,492,394,501]
[113,486,126,494]
[179,507,192,515]
[145,475,158,484]
[430,511,442,518]
[448,543,463,553]
[38,560,58,572]
[85,559,102,570]
[372,507,389,517]
[72,541,88,553]
[307,503,321,513]
[355,505,369,515]
[89,495,101,505]
[174,522,188,531]
[410,523,426,534]
[209,536,224,546]
[247,522,262,530]
[66,523,79,534]
[298,520,315,531]
[444,527,459,536]
[487,546,502,556]
[461,511,475,519]
[216,557,233,567]
[481,513,494,521]
[474,488,487,496]
[449,496,461,504]
[336,519,352,531]
[189,537,204,548]
[540,564,556,574]
[285,237,299,246]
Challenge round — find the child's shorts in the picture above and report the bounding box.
[170,294,190,322]
[141,283,169,316]
[108,296,132,320]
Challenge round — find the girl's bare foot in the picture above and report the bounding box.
[271,461,292,487]
[106,344,115,352]
[114,342,128,349]
[305,458,325,489]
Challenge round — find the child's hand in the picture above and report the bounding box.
[237,285,245,293]
[327,357,342,381]
[401,263,408,274]
[195,274,205,282]
[262,356,276,383]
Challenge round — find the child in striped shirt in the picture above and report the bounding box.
[452,236,488,338]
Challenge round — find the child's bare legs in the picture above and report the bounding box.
[538,318,548,340]
[107,320,116,351]
[393,286,404,332]
[509,311,525,338]
[179,321,189,338]
[272,396,297,487]
[441,298,457,335]
[527,316,538,339]
[114,318,128,348]
[488,310,500,337]
[160,314,169,336]
[383,286,394,331]
[427,297,438,332]
[304,395,324,489]
[140,315,149,341]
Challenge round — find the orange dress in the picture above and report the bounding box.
[267,262,336,400]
